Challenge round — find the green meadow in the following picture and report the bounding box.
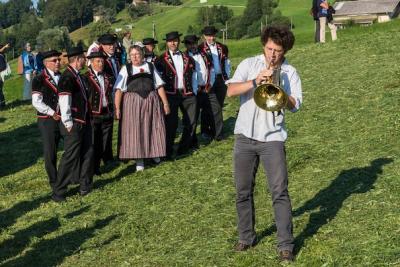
[1,1,400,265]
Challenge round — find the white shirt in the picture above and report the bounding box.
[189,51,211,92]
[208,43,222,74]
[93,69,107,107]
[169,50,185,89]
[32,68,60,116]
[226,55,302,142]
[114,62,164,93]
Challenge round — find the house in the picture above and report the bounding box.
[333,0,400,28]
[132,0,149,6]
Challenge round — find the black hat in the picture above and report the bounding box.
[142,38,158,45]
[163,31,182,41]
[98,34,117,45]
[86,51,107,59]
[42,50,62,59]
[183,35,200,44]
[202,25,218,35]
[64,46,86,57]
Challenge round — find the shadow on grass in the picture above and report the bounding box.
[0,117,6,123]
[93,163,136,190]
[0,123,42,177]
[172,116,237,161]
[2,214,118,267]
[0,195,50,231]
[0,206,90,264]
[256,157,393,253]
[1,99,31,111]
[292,157,393,254]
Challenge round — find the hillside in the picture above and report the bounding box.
[1,18,399,266]
[70,0,312,46]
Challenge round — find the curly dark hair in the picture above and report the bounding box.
[260,26,295,53]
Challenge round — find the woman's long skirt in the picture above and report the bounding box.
[119,91,166,159]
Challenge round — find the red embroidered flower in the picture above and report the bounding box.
[139,68,144,73]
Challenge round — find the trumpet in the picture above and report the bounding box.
[253,68,288,112]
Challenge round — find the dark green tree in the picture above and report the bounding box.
[36,26,72,51]
[128,3,151,19]
[13,12,42,52]
[0,0,32,28]
[89,19,112,41]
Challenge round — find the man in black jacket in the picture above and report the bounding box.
[55,46,94,202]
[155,31,198,158]
[31,50,62,197]
[85,51,114,175]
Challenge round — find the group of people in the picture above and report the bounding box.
[32,25,231,202]
[32,23,302,262]
[311,0,337,43]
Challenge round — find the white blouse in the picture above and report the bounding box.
[114,63,164,93]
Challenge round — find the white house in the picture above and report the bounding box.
[333,0,400,27]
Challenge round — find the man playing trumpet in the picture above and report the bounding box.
[226,26,302,262]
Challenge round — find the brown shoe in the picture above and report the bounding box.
[234,242,252,252]
[279,250,294,262]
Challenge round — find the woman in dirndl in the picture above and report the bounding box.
[114,44,170,171]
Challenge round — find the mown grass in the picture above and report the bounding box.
[1,19,400,266]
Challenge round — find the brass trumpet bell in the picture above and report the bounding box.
[254,83,288,112]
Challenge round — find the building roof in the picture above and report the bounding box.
[334,0,400,16]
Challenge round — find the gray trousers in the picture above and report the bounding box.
[233,134,294,252]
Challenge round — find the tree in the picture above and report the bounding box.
[195,5,234,37]
[230,0,290,39]
[89,19,112,41]
[13,12,42,52]
[0,0,32,28]
[93,5,116,23]
[36,26,72,51]
[128,3,151,19]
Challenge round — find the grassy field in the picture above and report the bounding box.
[1,11,400,267]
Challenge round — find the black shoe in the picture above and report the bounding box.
[79,188,91,196]
[234,242,254,252]
[279,250,294,262]
[94,169,102,176]
[215,135,224,141]
[51,194,66,203]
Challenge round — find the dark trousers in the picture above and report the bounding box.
[55,121,94,196]
[214,75,227,108]
[165,92,197,157]
[196,91,223,139]
[0,79,5,106]
[201,75,226,138]
[314,19,321,43]
[233,134,294,252]
[38,118,61,191]
[92,112,113,172]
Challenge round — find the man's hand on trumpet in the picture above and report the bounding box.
[255,68,274,86]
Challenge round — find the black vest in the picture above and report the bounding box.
[58,66,89,124]
[31,69,59,118]
[126,63,155,98]
[86,67,114,115]
[155,51,195,96]
[198,42,229,80]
